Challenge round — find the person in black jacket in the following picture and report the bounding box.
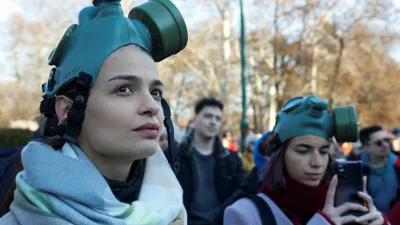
[177,98,245,225]
[0,125,45,216]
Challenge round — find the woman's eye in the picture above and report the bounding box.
[320,150,329,155]
[151,89,163,98]
[116,85,133,94]
[296,150,308,154]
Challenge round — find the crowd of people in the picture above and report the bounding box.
[0,0,399,225]
[166,96,400,225]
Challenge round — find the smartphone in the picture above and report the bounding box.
[334,160,365,218]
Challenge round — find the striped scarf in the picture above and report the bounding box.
[9,141,186,225]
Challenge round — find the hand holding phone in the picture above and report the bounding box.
[354,190,384,224]
[322,161,385,225]
[322,175,368,225]
[334,161,365,217]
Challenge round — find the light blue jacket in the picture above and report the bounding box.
[224,194,332,225]
[360,152,399,215]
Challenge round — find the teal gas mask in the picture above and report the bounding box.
[39,0,187,173]
[273,95,359,144]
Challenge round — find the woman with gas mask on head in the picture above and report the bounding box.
[224,96,388,225]
[0,0,188,224]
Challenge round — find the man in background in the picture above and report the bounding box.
[177,98,244,225]
[359,125,400,215]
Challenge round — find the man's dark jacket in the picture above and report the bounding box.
[176,130,245,223]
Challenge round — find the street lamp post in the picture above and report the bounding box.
[239,0,248,153]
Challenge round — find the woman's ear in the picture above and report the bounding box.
[55,96,73,121]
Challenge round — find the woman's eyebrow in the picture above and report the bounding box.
[296,143,330,150]
[107,75,163,88]
[107,74,141,83]
[295,144,312,149]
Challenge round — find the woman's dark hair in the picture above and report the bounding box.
[45,137,67,150]
[42,80,79,150]
[263,132,333,195]
[258,133,273,157]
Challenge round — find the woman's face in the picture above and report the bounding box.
[78,45,164,161]
[284,135,330,187]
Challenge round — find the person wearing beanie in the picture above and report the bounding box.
[0,0,188,224]
[224,95,387,225]
[242,134,259,174]
[253,131,272,169]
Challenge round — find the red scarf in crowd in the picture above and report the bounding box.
[258,176,329,225]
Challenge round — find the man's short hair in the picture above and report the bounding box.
[194,98,224,115]
[359,125,383,145]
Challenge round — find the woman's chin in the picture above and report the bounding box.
[300,179,321,187]
[109,141,159,160]
[132,142,159,159]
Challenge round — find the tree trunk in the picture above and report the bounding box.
[329,37,344,110]
[310,37,319,94]
[268,84,277,130]
[251,100,258,132]
[268,0,279,131]
[221,5,231,104]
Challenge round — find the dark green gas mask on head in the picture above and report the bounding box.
[43,0,187,96]
[40,0,187,173]
[273,95,359,144]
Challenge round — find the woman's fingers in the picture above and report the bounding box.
[357,192,375,210]
[338,215,358,224]
[355,212,378,223]
[335,202,368,215]
[325,175,338,206]
[370,217,384,225]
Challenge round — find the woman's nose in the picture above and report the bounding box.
[137,93,161,116]
[310,151,323,167]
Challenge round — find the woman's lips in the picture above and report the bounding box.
[133,122,160,138]
[134,129,160,138]
[306,173,322,180]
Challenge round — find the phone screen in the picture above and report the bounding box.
[334,160,365,217]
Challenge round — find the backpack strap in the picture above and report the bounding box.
[245,194,277,225]
[215,189,277,225]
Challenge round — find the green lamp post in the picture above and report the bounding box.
[240,0,248,153]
